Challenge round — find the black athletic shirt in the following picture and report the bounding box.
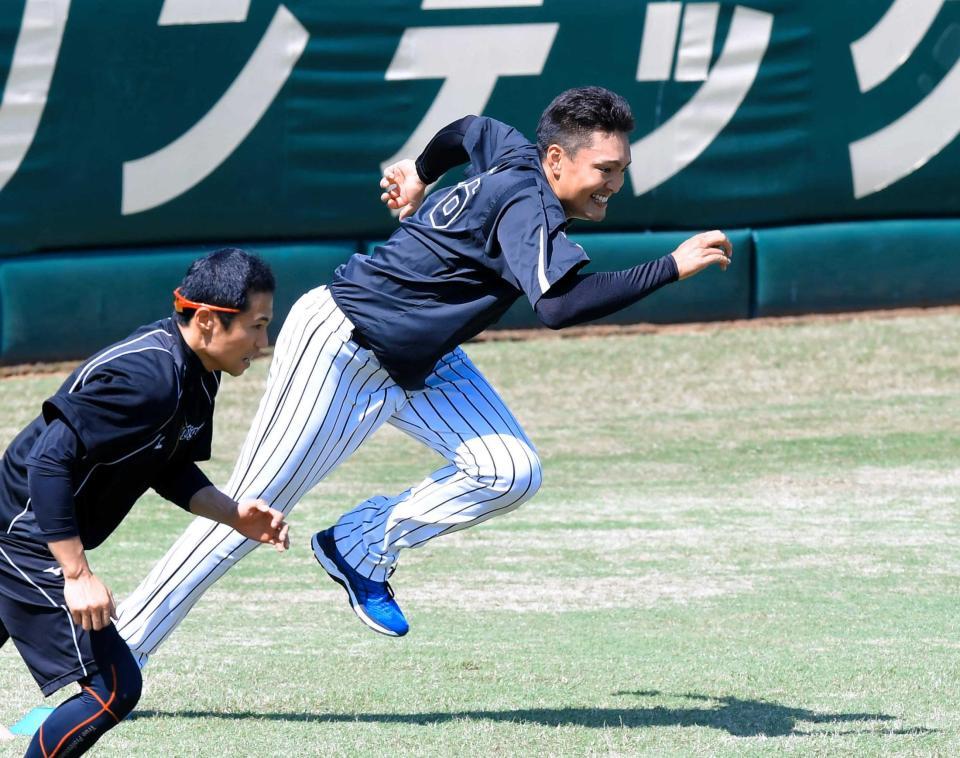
[330,117,590,390]
[0,318,217,549]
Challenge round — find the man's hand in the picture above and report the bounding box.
[380,159,426,220]
[48,536,115,631]
[670,230,733,280]
[189,485,289,552]
[63,571,116,631]
[233,499,290,552]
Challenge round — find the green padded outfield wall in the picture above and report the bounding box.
[0,1,958,361]
[0,242,358,363]
[754,220,960,316]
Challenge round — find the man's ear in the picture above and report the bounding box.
[546,144,564,178]
[193,307,216,337]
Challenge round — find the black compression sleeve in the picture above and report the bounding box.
[534,254,679,329]
[414,115,477,184]
[26,419,81,540]
[152,462,213,512]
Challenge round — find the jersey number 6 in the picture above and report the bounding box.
[428,176,482,230]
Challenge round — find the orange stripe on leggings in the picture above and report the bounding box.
[82,684,119,723]
[48,665,119,757]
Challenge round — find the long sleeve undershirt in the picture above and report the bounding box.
[534,255,679,329]
[27,419,82,540]
[27,418,213,543]
[415,116,476,184]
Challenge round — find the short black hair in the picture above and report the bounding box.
[536,86,635,160]
[175,248,275,327]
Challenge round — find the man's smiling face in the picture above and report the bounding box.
[545,130,631,222]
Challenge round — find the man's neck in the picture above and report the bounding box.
[540,159,571,219]
[177,321,214,372]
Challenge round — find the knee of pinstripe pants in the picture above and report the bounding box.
[333,432,543,582]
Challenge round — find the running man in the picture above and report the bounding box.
[0,249,289,756]
[116,86,731,651]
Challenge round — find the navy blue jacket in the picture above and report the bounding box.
[330,117,590,389]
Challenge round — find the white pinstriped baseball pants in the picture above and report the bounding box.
[115,286,542,659]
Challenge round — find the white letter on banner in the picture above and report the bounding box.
[636,3,682,82]
[849,57,960,198]
[675,3,720,82]
[0,0,71,195]
[380,24,558,173]
[422,0,542,7]
[158,0,250,25]
[850,0,943,93]
[121,5,308,215]
[629,6,772,197]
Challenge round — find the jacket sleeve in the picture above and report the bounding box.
[462,117,539,174]
[42,350,179,464]
[494,189,590,306]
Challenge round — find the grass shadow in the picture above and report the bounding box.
[132,690,933,738]
[606,690,919,737]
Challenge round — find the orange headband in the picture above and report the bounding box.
[173,287,241,314]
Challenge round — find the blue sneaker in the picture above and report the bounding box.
[311,529,409,637]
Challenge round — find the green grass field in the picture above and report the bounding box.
[1,310,959,756]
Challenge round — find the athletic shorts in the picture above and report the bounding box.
[0,535,100,696]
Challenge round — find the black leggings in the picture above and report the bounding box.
[25,625,142,758]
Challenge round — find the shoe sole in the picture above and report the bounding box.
[311,532,404,637]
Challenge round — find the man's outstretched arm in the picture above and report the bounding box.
[535,230,733,329]
[187,485,289,551]
[152,461,289,551]
[535,256,678,329]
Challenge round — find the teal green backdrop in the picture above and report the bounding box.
[0,1,957,361]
